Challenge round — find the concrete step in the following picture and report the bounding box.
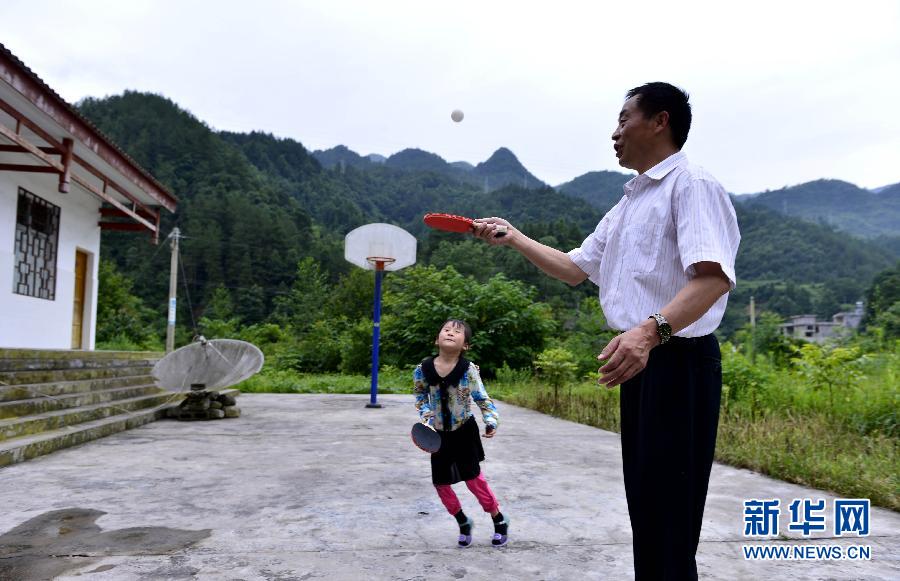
[0,384,164,420]
[0,365,155,387]
[0,391,178,442]
[0,374,156,403]
[0,388,241,468]
[0,356,160,373]
[0,348,162,369]
[0,405,169,468]
[0,347,165,360]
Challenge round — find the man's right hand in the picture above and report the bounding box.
[472,217,515,245]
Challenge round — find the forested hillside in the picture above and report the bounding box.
[79,91,898,344]
[734,179,900,239]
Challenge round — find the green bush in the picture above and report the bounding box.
[96,259,161,348]
[340,318,375,374]
[380,266,554,373]
[534,347,578,405]
[721,344,771,417]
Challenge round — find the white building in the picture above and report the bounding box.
[780,302,865,343]
[0,44,177,350]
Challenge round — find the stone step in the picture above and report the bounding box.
[0,384,164,420]
[0,347,161,361]
[0,365,155,387]
[0,388,241,468]
[0,374,156,403]
[0,392,178,442]
[0,405,169,468]
[0,357,160,373]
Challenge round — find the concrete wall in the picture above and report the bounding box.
[0,171,100,350]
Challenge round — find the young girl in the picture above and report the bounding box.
[413,319,510,547]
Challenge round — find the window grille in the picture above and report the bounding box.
[13,187,60,300]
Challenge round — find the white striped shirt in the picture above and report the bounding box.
[568,151,740,337]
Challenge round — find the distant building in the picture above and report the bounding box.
[780,302,864,343]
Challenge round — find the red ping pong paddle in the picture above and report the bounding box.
[423,213,507,237]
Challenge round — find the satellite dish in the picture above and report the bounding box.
[153,338,264,392]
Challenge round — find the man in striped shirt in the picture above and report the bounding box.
[474,82,740,580]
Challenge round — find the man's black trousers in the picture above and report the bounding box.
[620,334,722,580]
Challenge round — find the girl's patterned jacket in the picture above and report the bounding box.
[413,357,499,432]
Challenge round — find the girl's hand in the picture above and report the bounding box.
[483,425,497,438]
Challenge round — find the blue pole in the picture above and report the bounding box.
[367,265,384,408]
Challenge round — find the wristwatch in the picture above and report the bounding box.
[649,313,672,344]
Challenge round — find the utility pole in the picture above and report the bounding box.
[166,228,180,353]
[749,295,756,364]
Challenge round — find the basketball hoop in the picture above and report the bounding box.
[344,224,417,408]
[366,256,397,270]
[345,224,416,271]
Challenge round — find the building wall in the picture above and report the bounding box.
[0,171,100,349]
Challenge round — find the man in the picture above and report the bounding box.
[473,82,740,579]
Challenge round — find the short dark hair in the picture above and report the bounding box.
[441,319,472,344]
[625,82,692,149]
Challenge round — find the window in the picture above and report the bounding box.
[13,187,60,300]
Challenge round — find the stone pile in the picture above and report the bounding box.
[167,384,240,421]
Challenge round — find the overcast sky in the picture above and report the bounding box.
[3,0,899,194]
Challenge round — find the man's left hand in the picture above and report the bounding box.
[597,321,659,387]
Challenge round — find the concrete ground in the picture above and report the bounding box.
[0,393,897,581]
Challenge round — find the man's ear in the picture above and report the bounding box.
[653,111,670,134]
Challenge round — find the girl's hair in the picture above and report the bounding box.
[440,319,472,345]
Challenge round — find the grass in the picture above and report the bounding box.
[716,410,898,510]
[235,368,412,395]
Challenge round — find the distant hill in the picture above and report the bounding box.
[385,148,462,175]
[77,92,317,323]
[871,182,900,194]
[311,145,371,170]
[556,170,633,212]
[735,179,900,238]
[313,144,545,191]
[473,147,545,190]
[219,130,321,183]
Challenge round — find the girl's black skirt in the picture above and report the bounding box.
[431,416,485,485]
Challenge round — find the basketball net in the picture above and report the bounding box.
[366,256,396,271]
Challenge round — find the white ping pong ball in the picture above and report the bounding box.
[451,109,464,122]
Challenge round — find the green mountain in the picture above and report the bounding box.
[77,92,319,323]
[311,145,371,169]
[77,91,898,337]
[735,179,900,238]
[385,148,463,175]
[313,144,545,192]
[473,147,545,190]
[556,170,633,212]
[871,182,900,194]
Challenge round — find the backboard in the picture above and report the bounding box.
[344,223,417,271]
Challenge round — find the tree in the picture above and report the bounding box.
[863,262,900,336]
[96,259,161,349]
[791,343,865,416]
[534,347,578,407]
[272,258,330,330]
[380,266,554,373]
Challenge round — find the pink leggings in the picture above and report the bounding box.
[435,472,499,515]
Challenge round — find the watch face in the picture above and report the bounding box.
[650,314,671,342]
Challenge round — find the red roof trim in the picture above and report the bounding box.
[0,43,177,211]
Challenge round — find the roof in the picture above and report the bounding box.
[0,43,177,210]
